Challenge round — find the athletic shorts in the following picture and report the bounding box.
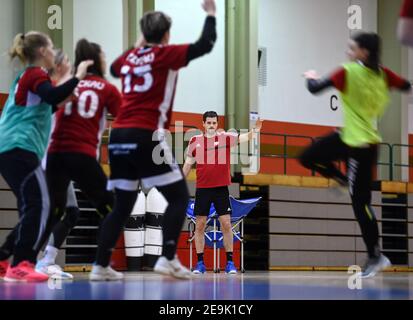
[107,128,183,191]
[194,186,232,217]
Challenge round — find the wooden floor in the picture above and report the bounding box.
[1,271,413,300]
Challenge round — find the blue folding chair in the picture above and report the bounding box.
[186,196,262,273]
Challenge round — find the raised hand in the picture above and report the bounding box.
[254,118,264,132]
[75,60,94,80]
[202,0,216,16]
[303,70,321,80]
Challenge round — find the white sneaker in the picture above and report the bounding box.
[35,261,74,280]
[360,254,392,279]
[89,265,124,281]
[154,256,192,280]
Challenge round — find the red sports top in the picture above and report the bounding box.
[188,132,239,189]
[48,74,121,158]
[401,0,413,18]
[15,67,50,106]
[330,66,408,92]
[111,45,190,131]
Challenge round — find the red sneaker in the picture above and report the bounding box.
[4,261,49,282]
[0,260,10,278]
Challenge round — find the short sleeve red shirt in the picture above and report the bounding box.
[15,67,50,106]
[48,75,122,158]
[188,132,239,189]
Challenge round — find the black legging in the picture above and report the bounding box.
[0,148,50,266]
[47,206,80,250]
[299,131,380,259]
[300,132,349,185]
[38,152,114,252]
[95,179,189,267]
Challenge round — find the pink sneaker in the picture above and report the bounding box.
[4,261,49,282]
[0,260,10,278]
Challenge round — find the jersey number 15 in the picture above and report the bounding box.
[121,65,153,94]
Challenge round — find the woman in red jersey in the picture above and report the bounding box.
[34,49,81,280]
[93,0,217,281]
[0,32,92,282]
[44,39,122,281]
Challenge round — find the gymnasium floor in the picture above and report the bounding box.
[0,271,412,300]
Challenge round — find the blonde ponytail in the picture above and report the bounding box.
[9,33,26,64]
[9,31,50,65]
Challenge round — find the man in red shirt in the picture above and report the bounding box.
[183,111,263,274]
[399,0,413,46]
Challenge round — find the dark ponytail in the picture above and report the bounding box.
[352,32,381,73]
[74,38,104,78]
